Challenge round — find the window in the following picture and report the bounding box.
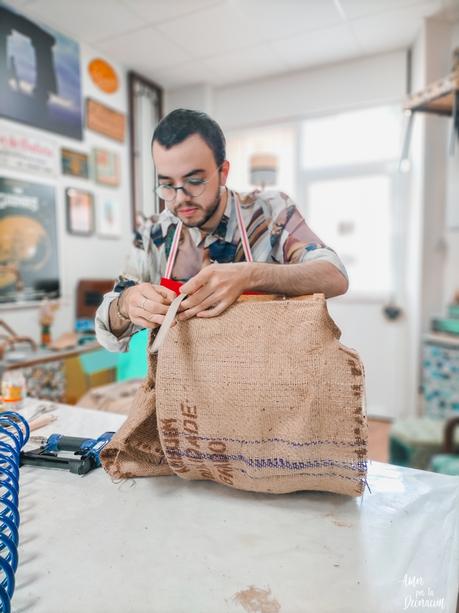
[301,106,401,169]
[300,105,403,299]
[308,175,392,296]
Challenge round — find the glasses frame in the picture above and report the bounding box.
[154,165,222,202]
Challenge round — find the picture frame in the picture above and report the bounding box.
[65,188,94,236]
[93,148,120,187]
[96,195,121,239]
[61,148,89,179]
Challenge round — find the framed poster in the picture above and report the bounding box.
[65,188,94,236]
[96,195,121,238]
[0,5,83,140]
[93,148,120,187]
[61,148,89,179]
[0,123,58,177]
[86,98,125,142]
[0,177,59,304]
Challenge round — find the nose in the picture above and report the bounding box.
[174,186,191,205]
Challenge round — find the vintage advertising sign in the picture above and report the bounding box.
[86,98,125,142]
[0,177,59,303]
[0,125,58,177]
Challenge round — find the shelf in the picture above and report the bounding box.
[404,70,459,116]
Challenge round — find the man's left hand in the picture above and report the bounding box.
[178,263,250,320]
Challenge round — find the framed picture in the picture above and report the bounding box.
[96,195,121,238]
[0,177,60,304]
[61,148,89,179]
[86,98,125,142]
[93,148,120,187]
[0,5,83,140]
[65,188,94,236]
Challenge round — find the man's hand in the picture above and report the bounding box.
[119,283,176,329]
[178,263,249,320]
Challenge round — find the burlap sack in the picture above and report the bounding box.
[155,294,368,496]
[100,349,173,479]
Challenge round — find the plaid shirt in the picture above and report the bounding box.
[95,189,347,352]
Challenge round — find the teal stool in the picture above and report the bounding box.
[430,417,459,476]
[116,329,148,382]
[389,417,459,470]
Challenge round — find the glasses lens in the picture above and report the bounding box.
[156,186,176,201]
[184,181,206,198]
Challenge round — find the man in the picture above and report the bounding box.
[95,109,348,352]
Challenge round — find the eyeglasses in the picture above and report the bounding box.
[154,166,221,202]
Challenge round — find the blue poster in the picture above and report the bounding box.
[0,3,83,139]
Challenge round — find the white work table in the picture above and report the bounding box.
[11,401,459,613]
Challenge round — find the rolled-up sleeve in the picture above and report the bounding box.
[299,246,348,282]
[95,291,143,353]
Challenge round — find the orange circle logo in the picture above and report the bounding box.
[88,58,118,94]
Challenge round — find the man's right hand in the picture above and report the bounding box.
[118,283,177,330]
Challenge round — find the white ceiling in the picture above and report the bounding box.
[5,0,459,90]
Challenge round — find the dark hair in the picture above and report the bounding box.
[151,108,226,167]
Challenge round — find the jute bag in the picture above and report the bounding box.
[153,293,368,497]
[100,349,173,479]
[101,193,367,494]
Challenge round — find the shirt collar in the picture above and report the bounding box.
[159,189,237,248]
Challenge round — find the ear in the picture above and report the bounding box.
[219,160,230,186]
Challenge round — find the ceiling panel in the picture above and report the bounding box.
[203,42,289,86]
[338,0,435,21]
[151,60,220,89]
[234,0,344,40]
[17,0,144,43]
[156,3,266,59]
[97,25,189,71]
[118,0,224,24]
[271,23,361,70]
[351,0,444,54]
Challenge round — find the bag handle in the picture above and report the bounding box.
[163,190,252,280]
[150,293,187,354]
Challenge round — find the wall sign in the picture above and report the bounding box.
[0,124,58,177]
[88,58,119,94]
[61,148,89,179]
[86,98,125,142]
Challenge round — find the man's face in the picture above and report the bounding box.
[152,134,229,228]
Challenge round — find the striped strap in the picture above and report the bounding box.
[164,220,183,280]
[233,193,253,263]
[162,191,253,278]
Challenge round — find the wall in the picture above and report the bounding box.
[0,42,132,343]
[444,20,459,305]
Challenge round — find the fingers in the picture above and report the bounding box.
[179,285,213,313]
[178,292,219,321]
[180,267,212,296]
[138,283,176,304]
[196,303,228,318]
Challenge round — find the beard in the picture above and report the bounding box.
[174,185,222,229]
